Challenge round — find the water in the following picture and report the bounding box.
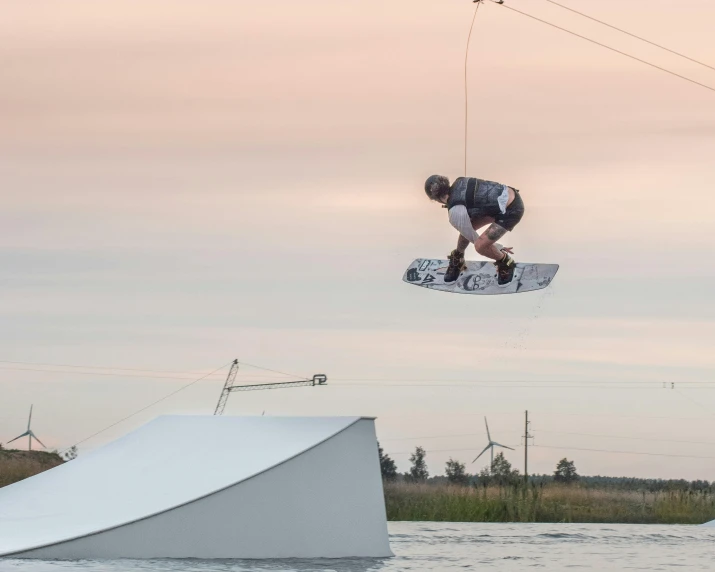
[1,522,713,572]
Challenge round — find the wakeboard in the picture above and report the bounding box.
[402,258,558,295]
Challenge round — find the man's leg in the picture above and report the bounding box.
[444,243,467,283]
[454,216,494,254]
[478,190,524,285]
[475,223,516,286]
[474,223,508,261]
[455,234,470,255]
[445,217,495,283]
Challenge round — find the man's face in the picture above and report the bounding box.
[427,175,450,203]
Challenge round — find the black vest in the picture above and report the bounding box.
[447,177,505,219]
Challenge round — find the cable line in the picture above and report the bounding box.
[61,360,233,452]
[543,0,715,73]
[464,0,482,176]
[237,361,310,380]
[498,3,715,95]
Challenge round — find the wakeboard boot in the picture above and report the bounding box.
[444,249,466,283]
[495,253,516,286]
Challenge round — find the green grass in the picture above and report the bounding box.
[384,481,715,524]
[0,450,65,488]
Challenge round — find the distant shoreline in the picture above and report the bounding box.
[3,452,713,525]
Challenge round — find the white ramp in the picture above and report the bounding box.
[0,416,392,559]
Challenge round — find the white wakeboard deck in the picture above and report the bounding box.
[403,258,558,295]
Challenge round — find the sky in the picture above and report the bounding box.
[1,0,714,480]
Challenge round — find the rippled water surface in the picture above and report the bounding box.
[2,522,714,571]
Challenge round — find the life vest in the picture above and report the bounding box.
[447,177,506,219]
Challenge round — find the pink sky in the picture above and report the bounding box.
[1,0,715,480]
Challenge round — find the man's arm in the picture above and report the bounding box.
[448,206,478,253]
[449,206,506,255]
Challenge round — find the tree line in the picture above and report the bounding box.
[378,442,714,492]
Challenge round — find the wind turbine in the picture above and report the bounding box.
[472,416,514,471]
[7,405,46,451]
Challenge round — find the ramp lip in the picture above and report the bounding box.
[0,416,372,558]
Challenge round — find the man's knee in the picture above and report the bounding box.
[474,239,492,256]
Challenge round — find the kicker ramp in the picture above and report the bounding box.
[0,416,392,559]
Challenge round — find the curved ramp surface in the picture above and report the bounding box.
[0,415,391,559]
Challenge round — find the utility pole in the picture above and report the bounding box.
[523,410,531,487]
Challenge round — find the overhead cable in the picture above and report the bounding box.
[464,0,482,176]
[498,3,715,95]
[543,0,715,73]
[61,360,233,452]
[237,361,310,380]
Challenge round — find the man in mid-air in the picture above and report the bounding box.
[424,175,525,286]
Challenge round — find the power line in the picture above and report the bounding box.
[382,429,715,447]
[533,411,712,422]
[535,430,715,447]
[340,383,650,389]
[0,360,226,377]
[379,410,712,422]
[7,373,706,390]
[0,359,299,380]
[0,364,290,382]
[498,3,715,95]
[61,360,233,452]
[332,377,715,385]
[542,0,715,73]
[335,381,715,390]
[673,388,715,416]
[388,443,715,460]
[2,359,712,388]
[390,445,513,456]
[0,365,226,382]
[382,430,519,442]
[534,444,715,460]
[0,360,217,376]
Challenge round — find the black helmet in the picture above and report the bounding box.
[424,175,450,201]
